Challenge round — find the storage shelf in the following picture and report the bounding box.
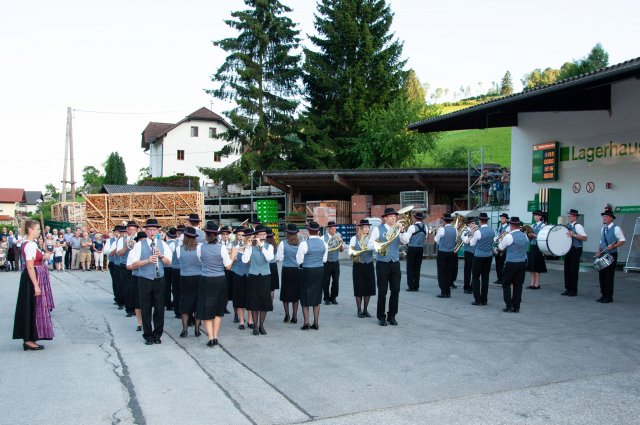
[204,194,285,202]
[205,211,286,216]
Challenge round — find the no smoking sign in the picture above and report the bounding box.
[586,181,595,193]
[572,182,581,193]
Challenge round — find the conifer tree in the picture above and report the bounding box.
[103,152,127,185]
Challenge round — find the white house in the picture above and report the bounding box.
[141,107,240,184]
[409,58,640,258]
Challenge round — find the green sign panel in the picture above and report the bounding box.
[532,141,559,182]
[527,200,538,212]
[614,205,640,214]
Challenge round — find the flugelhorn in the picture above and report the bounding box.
[327,233,343,252]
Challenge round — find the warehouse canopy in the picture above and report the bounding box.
[409,57,640,133]
[263,168,468,198]
[101,185,193,194]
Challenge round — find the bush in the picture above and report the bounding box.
[138,175,200,190]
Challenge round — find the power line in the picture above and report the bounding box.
[72,107,196,116]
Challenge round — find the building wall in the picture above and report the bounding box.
[149,140,163,178]
[150,120,240,184]
[510,78,640,253]
[0,202,18,218]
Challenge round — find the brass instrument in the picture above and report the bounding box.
[349,235,370,262]
[429,224,443,235]
[521,224,534,238]
[127,236,136,249]
[493,229,509,255]
[327,233,343,252]
[452,215,469,253]
[373,206,414,255]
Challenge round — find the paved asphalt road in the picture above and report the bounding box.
[2,259,640,425]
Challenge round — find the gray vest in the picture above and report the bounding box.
[282,242,298,268]
[179,247,201,276]
[464,238,475,254]
[355,237,373,264]
[475,226,495,258]
[248,245,271,276]
[138,240,165,280]
[108,237,116,260]
[408,222,427,248]
[167,239,181,268]
[200,243,225,277]
[303,238,325,268]
[567,223,583,248]
[231,247,249,276]
[438,226,457,252]
[600,225,620,253]
[506,232,528,263]
[376,224,400,262]
[324,233,340,262]
[121,235,135,263]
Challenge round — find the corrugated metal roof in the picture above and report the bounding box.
[101,185,193,194]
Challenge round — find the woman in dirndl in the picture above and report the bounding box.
[265,227,280,301]
[349,219,375,318]
[197,222,232,347]
[242,225,275,335]
[177,227,202,337]
[296,221,328,330]
[13,219,55,350]
[276,223,301,324]
[526,210,547,289]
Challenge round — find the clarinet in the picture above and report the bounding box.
[150,240,160,278]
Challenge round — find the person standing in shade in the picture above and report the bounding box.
[163,228,177,311]
[117,221,139,318]
[105,228,119,302]
[127,231,147,332]
[322,221,343,305]
[368,208,411,326]
[265,227,280,302]
[498,217,528,313]
[461,217,476,295]
[176,227,202,337]
[526,210,547,289]
[127,219,171,345]
[469,212,495,306]
[595,210,625,303]
[170,225,186,319]
[405,212,428,292]
[110,226,125,309]
[276,224,301,324]
[349,219,375,318]
[197,222,232,347]
[296,221,328,330]
[187,214,206,243]
[494,213,510,284]
[93,234,105,271]
[434,213,457,298]
[242,225,275,335]
[562,209,588,297]
[219,227,234,316]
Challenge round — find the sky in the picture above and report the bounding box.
[1,0,638,194]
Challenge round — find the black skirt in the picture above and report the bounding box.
[526,245,547,273]
[13,269,38,342]
[300,266,323,307]
[232,272,248,309]
[132,275,141,309]
[246,274,273,311]
[179,274,200,314]
[269,262,280,290]
[353,262,376,297]
[196,275,227,320]
[225,270,233,301]
[280,266,301,302]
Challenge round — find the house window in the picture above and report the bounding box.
[176,173,185,176]
[209,127,217,138]
[190,126,198,137]
[177,150,185,160]
[214,151,222,162]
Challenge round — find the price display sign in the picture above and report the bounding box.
[532,141,559,182]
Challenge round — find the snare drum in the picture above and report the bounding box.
[536,225,572,256]
[593,254,614,271]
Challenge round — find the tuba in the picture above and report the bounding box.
[452,215,469,253]
[327,233,343,252]
[374,206,414,256]
[349,235,370,262]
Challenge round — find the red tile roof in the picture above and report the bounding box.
[0,188,26,203]
[0,215,13,221]
[141,122,174,149]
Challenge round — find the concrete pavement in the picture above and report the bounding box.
[1,259,640,425]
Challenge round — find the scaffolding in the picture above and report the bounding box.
[467,147,484,210]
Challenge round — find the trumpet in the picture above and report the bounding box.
[349,235,370,262]
[493,230,509,255]
[327,233,343,252]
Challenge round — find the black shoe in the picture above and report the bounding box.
[253,327,259,335]
[166,306,173,311]
[310,323,319,330]
[224,307,231,314]
[378,319,388,326]
[283,314,290,323]
[145,340,154,345]
[180,330,188,337]
[154,338,161,344]
[482,302,488,306]
[363,310,371,317]
[493,279,501,284]
[463,289,472,294]
[387,318,398,326]
[513,307,520,313]
[471,301,482,306]
[596,297,604,302]
[126,312,132,317]
[233,314,239,323]
[446,293,451,298]
[437,294,447,298]
[194,328,201,337]
[290,317,298,324]
[248,323,254,329]
[23,343,44,351]
[259,326,267,335]
[238,324,245,330]
[561,290,570,296]
[207,339,215,347]
[532,286,540,290]
[324,300,331,305]
[450,284,457,288]
[406,288,416,292]
[601,298,613,304]
[526,285,535,289]
[330,299,338,305]
[301,323,310,330]
[118,305,124,310]
[567,293,577,297]
[502,307,512,312]
[357,311,365,318]
[136,326,142,332]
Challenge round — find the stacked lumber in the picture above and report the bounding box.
[306,200,351,226]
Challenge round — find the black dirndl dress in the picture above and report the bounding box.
[269,262,280,290]
[300,267,323,307]
[526,244,547,273]
[246,274,273,311]
[280,266,301,302]
[196,275,227,319]
[179,274,200,314]
[232,272,248,309]
[353,262,376,296]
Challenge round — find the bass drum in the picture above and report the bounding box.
[537,225,572,256]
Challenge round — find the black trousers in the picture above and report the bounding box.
[502,261,526,310]
[138,276,166,341]
[451,255,459,285]
[164,266,173,308]
[472,256,493,304]
[563,246,582,294]
[494,252,506,283]
[64,246,72,269]
[437,251,456,295]
[108,262,117,302]
[463,251,474,290]
[598,252,617,300]
[322,261,340,301]
[121,266,134,313]
[406,246,424,290]
[376,261,401,320]
[171,268,181,315]
[114,264,125,306]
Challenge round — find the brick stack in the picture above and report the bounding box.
[351,195,372,224]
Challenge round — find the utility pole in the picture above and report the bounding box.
[61,107,71,202]
[68,107,76,200]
